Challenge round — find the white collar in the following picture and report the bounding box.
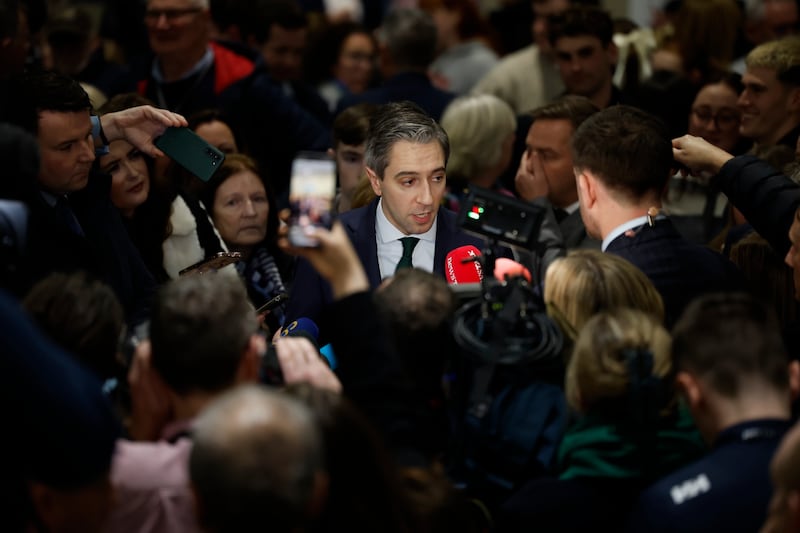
[375,198,437,244]
[602,213,667,251]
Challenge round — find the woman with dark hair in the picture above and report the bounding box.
[96,94,229,282]
[201,153,292,332]
[187,108,242,155]
[306,22,378,113]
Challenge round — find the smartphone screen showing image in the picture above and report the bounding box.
[288,152,336,247]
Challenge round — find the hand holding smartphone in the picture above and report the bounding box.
[178,251,241,276]
[154,127,225,182]
[288,152,336,247]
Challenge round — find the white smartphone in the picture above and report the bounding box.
[287,152,336,247]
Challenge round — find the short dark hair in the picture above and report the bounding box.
[672,292,790,397]
[242,0,307,44]
[571,105,673,200]
[374,268,457,399]
[22,272,125,380]
[149,274,257,395]
[379,8,437,70]
[97,92,154,115]
[2,69,91,135]
[547,6,614,47]
[332,103,379,147]
[187,107,245,153]
[365,101,449,179]
[531,95,600,131]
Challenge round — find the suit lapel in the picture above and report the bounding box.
[345,199,382,287]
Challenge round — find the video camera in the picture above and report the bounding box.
[451,186,563,377]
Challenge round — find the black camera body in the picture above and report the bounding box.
[457,186,546,249]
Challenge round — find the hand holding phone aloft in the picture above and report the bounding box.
[154,127,225,182]
[287,153,336,247]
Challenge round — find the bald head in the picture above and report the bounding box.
[190,385,324,533]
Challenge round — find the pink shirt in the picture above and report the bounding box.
[103,421,200,533]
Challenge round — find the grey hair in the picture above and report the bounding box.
[364,101,450,179]
[149,273,257,395]
[190,385,323,532]
[377,7,437,69]
[440,94,516,181]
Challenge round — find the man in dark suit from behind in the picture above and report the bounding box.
[336,8,455,121]
[629,292,796,532]
[572,105,742,325]
[286,101,483,329]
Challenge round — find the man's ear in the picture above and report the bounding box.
[675,371,704,411]
[27,482,58,531]
[788,360,800,401]
[606,41,619,67]
[306,471,330,520]
[365,167,382,196]
[789,86,800,113]
[576,170,596,209]
[237,334,265,384]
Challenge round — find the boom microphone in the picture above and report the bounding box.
[445,245,484,284]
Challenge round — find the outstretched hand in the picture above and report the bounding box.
[672,134,735,178]
[100,105,188,158]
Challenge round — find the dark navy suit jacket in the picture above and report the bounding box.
[336,71,456,121]
[605,218,743,326]
[286,198,484,329]
[628,419,791,533]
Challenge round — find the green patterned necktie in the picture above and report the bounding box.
[395,237,420,273]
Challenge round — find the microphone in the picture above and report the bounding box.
[280,318,336,369]
[280,317,319,341]
[262,317,327,385]
[445,245,484,284]
[494,258,532,283]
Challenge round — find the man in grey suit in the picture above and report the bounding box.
[514,95,601,249]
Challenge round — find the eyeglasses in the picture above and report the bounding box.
[144,7,203,23]
[690,107,741,131]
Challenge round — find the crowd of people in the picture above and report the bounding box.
[3,0,800,531]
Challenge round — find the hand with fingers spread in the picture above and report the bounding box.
[515,149,550,201]
[672,134,734,178]
[100,106,188,158]
[127,340,173,441]
[275,336,342,393]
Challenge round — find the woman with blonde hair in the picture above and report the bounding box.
[440,94,517,212]
[543,249,665,341]
[500,308,704,531]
